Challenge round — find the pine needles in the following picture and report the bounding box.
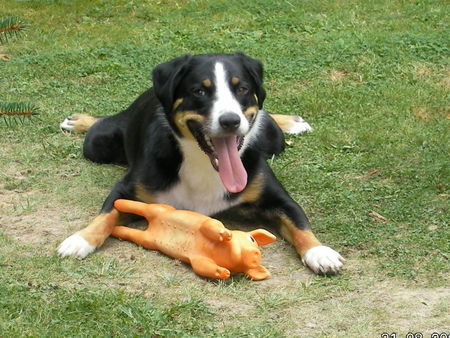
[0,16,26,44]
[1,16,39,125]
[0,102,39,126]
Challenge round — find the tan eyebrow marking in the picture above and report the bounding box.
[202,79,212,87]
[231,76,240,85]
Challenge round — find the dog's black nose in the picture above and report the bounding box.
[219,112,241,131]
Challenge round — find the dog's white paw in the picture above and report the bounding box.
[302,245,345,274]
[60,116,75,132]
[285,116,313,134]
[57,234,96,259]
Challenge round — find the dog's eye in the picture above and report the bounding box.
[193,88,206,97]
[237,86,249,95]
[249,235,256,243]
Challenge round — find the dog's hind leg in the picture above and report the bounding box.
[82,116,127,165]
[60,113,99,133]
[60,111,128,165]
[269,113,313,134]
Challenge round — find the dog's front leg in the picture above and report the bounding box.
[253,174,345,274]
[277,211,345,274]
[58,182,128,259]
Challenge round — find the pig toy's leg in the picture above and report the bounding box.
[190,256,231,280]
[199,219,232,242]
[114,200,175,222]
[111,226,156,250]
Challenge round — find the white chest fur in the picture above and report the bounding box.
[155,139,239,215]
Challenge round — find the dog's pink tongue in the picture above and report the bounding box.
[212,136,247,193]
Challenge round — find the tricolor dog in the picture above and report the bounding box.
[58,52,344,274]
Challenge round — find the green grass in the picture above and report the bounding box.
[2,266,215,336]
[1,0,449,336]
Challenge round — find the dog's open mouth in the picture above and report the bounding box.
[187,120,247,193]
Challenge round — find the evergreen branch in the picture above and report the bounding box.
[0,102,39,116]
[0,16,26,44]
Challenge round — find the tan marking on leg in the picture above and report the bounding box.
[270,114,300,133]
[77,209,119,247]
[239,173,264,203]
[174,111,205,139]
[279,216,321,257]
[70,114,99,132]
[135,184,155,204]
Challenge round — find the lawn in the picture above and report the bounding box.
[0,0,449,336]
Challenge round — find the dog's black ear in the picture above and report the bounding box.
[235,52,266,108]
[152,54,192,112]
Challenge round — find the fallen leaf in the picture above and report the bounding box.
[427,225,438,231]
[0,54,10,61]
[369,211,388,223]
[439,193,449,197]
[366,169,379,176]
[439,252,449,260]
[358,169,380,179]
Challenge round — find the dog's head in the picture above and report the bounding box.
[152,52,266,193]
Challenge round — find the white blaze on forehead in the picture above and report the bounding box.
[211,62,249,135]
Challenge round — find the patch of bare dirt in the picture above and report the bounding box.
[412,63,432,77]
[0,188,87,246]
[374,285,450,333]
[285,274,450,337]
[328,69,348,81]
[412,106,432,122]
[439,68,450,89]
[75,72,112,84]
[326,69,364,85]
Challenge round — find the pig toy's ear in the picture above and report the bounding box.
[249,229,276,246]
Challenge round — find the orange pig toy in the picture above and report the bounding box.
[111,199,276,280]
